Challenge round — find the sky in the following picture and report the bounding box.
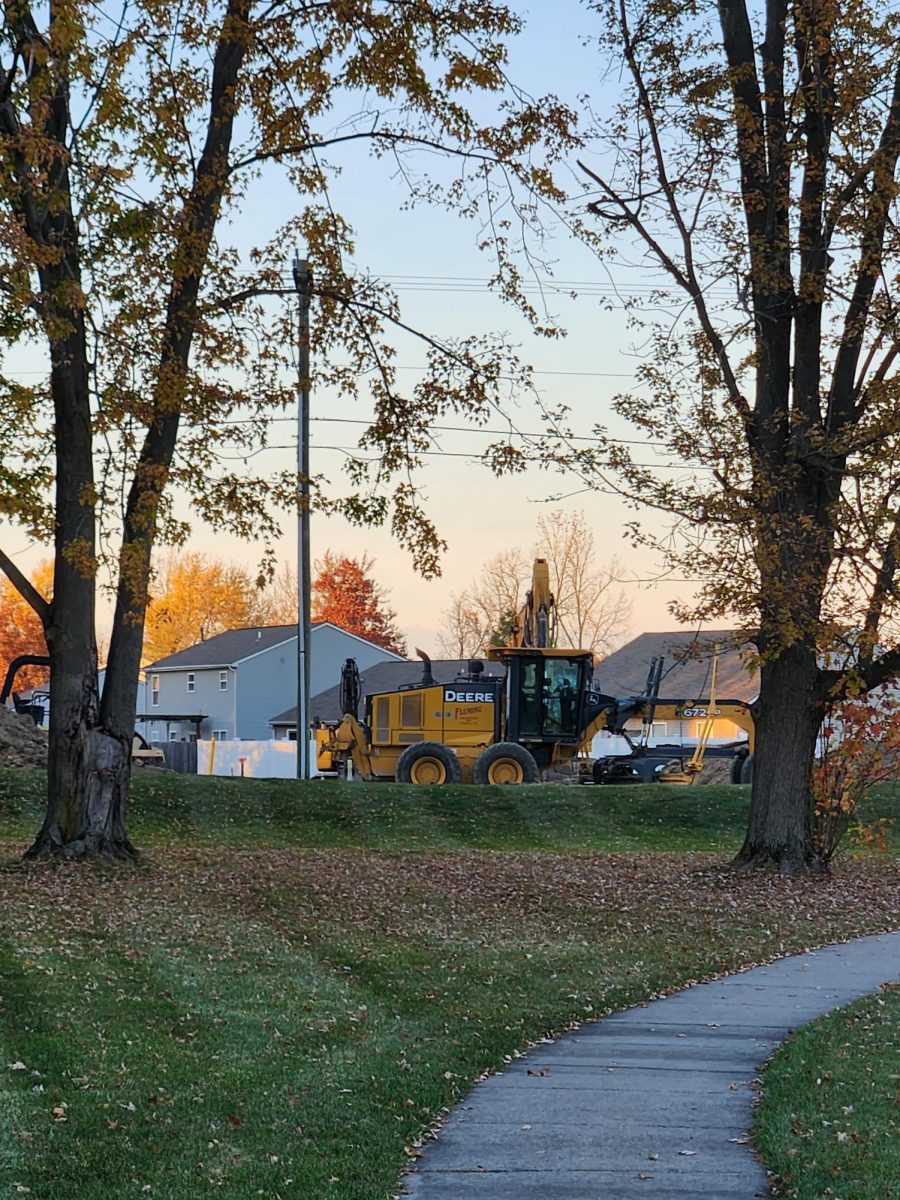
[1,1,707,659]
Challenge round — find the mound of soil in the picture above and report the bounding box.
[0,704,48,769]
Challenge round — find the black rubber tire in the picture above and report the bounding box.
[739,752,754,785]
[473,742,540,785]
[395,741,462,785]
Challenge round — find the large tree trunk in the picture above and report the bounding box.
[27,724,135,861]
[22,202,136,859]
[23,331,137,860]
[734,641,825,874]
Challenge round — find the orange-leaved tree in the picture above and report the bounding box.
[813,691,900,862]
[312,553,406,657]
[0,560,52,690]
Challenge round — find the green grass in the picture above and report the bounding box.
[4,767,899,854]
[0,769,896,1199]
[754,985,900,1199]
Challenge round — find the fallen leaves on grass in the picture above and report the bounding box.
[0,846,897,1200]
[1,849,899,978]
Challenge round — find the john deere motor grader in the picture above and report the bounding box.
[318,558,755,785]
[318,558,587,782]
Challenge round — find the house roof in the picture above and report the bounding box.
[272,658,508,726]
[145,621,405,672]
[594,630,758,703]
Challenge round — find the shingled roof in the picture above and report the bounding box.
[145,621,405,672]
[594,631,758,703]
[145,624,301,670]
[273,658,508,726]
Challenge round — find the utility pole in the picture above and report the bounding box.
[294,253,312,779]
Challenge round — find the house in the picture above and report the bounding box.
[272,657,507,736]
[140,623,405,743]
[593,630,757,750]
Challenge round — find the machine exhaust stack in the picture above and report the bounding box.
[415,647,435,687]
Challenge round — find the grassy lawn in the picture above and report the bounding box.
[0,769,897,1199]
[5,769,899,854]
[754,985,900,1200]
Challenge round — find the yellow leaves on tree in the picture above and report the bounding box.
[144,553,292,662]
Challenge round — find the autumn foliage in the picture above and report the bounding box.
[144,553,295,662]
[312,552,406,656]
[0,0,572,858]
[565,0,900,872]
[813,692,900,862]
[0,561,51,690]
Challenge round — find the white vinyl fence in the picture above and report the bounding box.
[196,739,320,778]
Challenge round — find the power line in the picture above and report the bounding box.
[212,439,716,472]
[274,269,736,301]
[204,414,670,448]
[305,415,653,444]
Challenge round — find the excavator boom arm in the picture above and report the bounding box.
[510,559,555,648]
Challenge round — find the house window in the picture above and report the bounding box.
[286,727,297,742]
[212,729,228,740]
[219,670,228,692]
[186,673,195,693]
[151,675,159,706]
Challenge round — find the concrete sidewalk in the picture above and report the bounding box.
[403,930,900,1199]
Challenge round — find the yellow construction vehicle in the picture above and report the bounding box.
[591,644,755,785]
[589,654,755,784]
[322,645,595,783]
[318,562,755,785]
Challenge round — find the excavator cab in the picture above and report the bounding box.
[498,648,594,749]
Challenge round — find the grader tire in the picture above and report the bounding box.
[396,741,462,785]
[473,742,540,786]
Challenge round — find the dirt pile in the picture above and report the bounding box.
[0,704,48,769]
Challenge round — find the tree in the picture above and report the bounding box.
[561,0,900,872]
[0,2,573,857]
[438,513,630,657]
[144,553,282,662]
[438,547,530,657]
[535,510,631,656]
[812,690,900,863]
[0,559,52,689]
[260,562,300,628]
[436,591,489,660]
[312,552,406,656]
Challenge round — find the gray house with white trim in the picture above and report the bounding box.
[141,622,404,742]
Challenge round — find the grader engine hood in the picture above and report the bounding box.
[366,674,502,750]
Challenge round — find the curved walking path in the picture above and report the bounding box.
[404,930,900,1199]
